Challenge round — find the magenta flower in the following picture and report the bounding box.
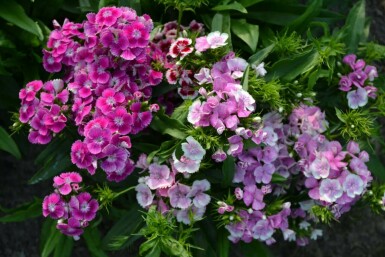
[69,192,99,221]
[339,76,352,92]
[107,107,132,135]
[348,71,367,87]
[56,217,84,237]
[19,80,43,102]
[42,50,62,73]
[347,87,368,109]
[125,21,150,48]
[71,140,93,169]
[53,172,82,195]
[100,144,128,173]
[147,163,173,190]
[42,193,65,219]
[28,130,52,144]
[89,57,111,84]
[30,108,50,136]
[19,98,38,123]
[96,7,122,27]
[85,127,112,154]
[169,38,193,59]
[136,183,154,208]
[168,183,192,209]
[187,179,211,208]
[319,179,343,203]
[243,185,265,210]
[44,104,67,133]
[100,28,129,56]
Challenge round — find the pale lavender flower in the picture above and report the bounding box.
[194,68,212,85]
[364,65,378,81]
[243,185,265,210]
[187,100,202,125]
[206,31,228,49]
[136,183,154,208]
[319,179,343,203]
[252,219,274,241]
[212,149,227,162]
[252,62,267,77]
[347,87,368,109]
[309,156,330,179]
[168,183,191,209]
[254,163,275,184]
[187,179,211,208]
[147,163,173,190]
[342,174,364,197]
[175,206,205,224]
[181,136,206,161]
[173,152,201,173]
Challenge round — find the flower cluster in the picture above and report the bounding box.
[339,54,378,109]
[135,136,211,224]
[42,172,99,239]
[19,7,163,182]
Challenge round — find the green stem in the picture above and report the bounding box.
[115,185,136,198]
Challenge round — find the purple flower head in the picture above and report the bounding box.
[147,163,173,190]
[100,28,129,56]
[254,163,275,184]
[365,85,378,99]
[227,135,244,157]
[252,219,274,241]
[96,88,125,115]
[195,68,213,85]
[100,144,128,173]
[227,57,248,78]
[181,136,206,161]
[342,54,356,66]
[212,149,227,162]
[168,183,191,209]
[42,50,62,73]
[44,104,67,133]
[347,87,368,109]
[105,159,135,182]
[69,192,99,221]
[136,183,154,208]
[235,187,243,200]
[262,146,278,163]
[125,21,150,48]
[53,172,82,195]
[175,206,206,225]
[342,173,364,198]
[136,153,149,170]
[364,65,378,81]
[339,76,352,92]
[348,70,367,87]
[173,152,201,174]
[252,62,267,77]
[319,179,343,203]
[19,98,39,123]
[85,127,112,155]
[57,217,84,237]
[243,185,265,210]
[187,100,202,125]
[42,193,65,219]
[347,141,360,155]
[187,179,211,208]
[28,130,52,145]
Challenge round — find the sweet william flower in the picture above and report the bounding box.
[338,76,352,92]
[19,80,43,102]
[105,159,135,182]
[347,87,368,109]
[57,217,84,237]
[252,219,274,241]
[181,136,206,161]
[243,185,265,210]
[254,163,275,184]
[252,62,267,77]
[53,172,82,195]
[147,163,173,190]
[100,144,128,173]
[212,149,227,162]
[85,127,112,154]
[342,174,364,198]
[169,38,193,59]
[206,31,228,49]
[107,107,132,135]
[95,7,122,27]
[168,183,191,209]
[319,179,343,203]
[42,193,65,219]
[187,179,211,208]
[71,140,93,169]
[69,192,99,221]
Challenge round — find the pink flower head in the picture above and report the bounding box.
[347,141,360,155]
[57,217,84,237]
[195,36,210,52]
[85,127,112,154]
[69,192,99,221]
[19,80,43,102]
[348,70,367,87]
[168,183,192,209]
[107,107,132,135]
[169,38,193,59]
[96,7,122,27]
[187,179,211,208]
[181,136,206,161]
[71,140,93,169]
[125,21,150,48]
[42,50,62,73]
[147,163,173,190]
[187,100,202,125]
[319,179,343,203]
[19,98,39,123]
[44,104,67,133]
[100,28,129,56]
[130,110,152,134]
[96,88,125,115]
[100,144,128,173]
[165,68,180,84]
[136,183,154,208]
[309,156,330,179]
[347,87,368,109]
[42,193,65,219]
[227,135,244,157]
[364,65,378,81]
[173,153,201,174]
[175,206,205,225]
[53,172,82,195]
[206,31,228,49]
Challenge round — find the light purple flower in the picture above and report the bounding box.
[254,164,275,184]
[175,206,205,224]
[212,149,227,162]
[342,173,364,198]
[194,68,212,85]
[227,135,244,157]
[100,144,128,173]
[56,217,84,237]
[319,179,343,203]
[136,183,154,208]
[147,163,173,190]
[309,156,330,179]
[339,76,352,92]
[347,141,360,155]
[181,136,206,161]
[364,65,378,81]
[252,62,267,77]
[187,99,202,125]
[195,36,210,52]
[252,219,274,241]
[173,153,201,173]
[347,87,368,109]
[243,185,265,210]
[187,179,211,208]
[168,183,191,209]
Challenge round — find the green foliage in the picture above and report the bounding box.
[341,0,366,53]
[0,198,41,222]
[310,205,335,224]
[272,31,304,57]
[40,219,73,257]
[359,42,385,62]
[248,77,284,110]
[0,126,21,159]
[335,108,375,140]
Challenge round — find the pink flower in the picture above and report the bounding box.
[125,21,150,48]
[105,159,135,182]
[342,174,364,198]
[69,192,99,221]
[19,98,39,123]
[169,38,193,59]
[147,163,173,190]
[181,136,206,161]
[319,179,343,203]
[42,193,65,219]
[43,104,67,133]
[53,172,82,195]
[206,31,228,49]
[85,127,112,154]
[254,163,275,184]
[71,140,93,169]
[195,36,210,52]
[212,149,227,162]
[96,88,125,115]
[308,156,330,179]
[107,107,132,135]
[168,183,191,209]
[96,7,122,27]
[57,217,84,237]
[42,50,62,73]
[19,80,43,102]
[243,185,265,210]
[173,153,201,173]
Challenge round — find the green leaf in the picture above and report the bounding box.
[265,49,320,81]
[287,0,323,32]
[342,0,365,52]
[212,1,247,13]
[142,240,161,257]
[83,227,109,257]
[0,0,43,40]
[150,110,187,140]
[238,0,264,8]
[161,237,190,257]
[231,19,259,53]
[0,126,21,159]
[148,139,180,163]
[236,240,272,257]
[132,143,160,154]
[248,44,275,65]
[366,155,385,182]
[53,234,74,257]
[29,154,72,184]
[222,156,235,187]
[0,198,41,222]
[335,108,345,122]
[171,100,193,123]
[102,206,144,250]
[217,228,230,257]
[271,173,286,184]
[41,223,63,257]
[241,65,250,91]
